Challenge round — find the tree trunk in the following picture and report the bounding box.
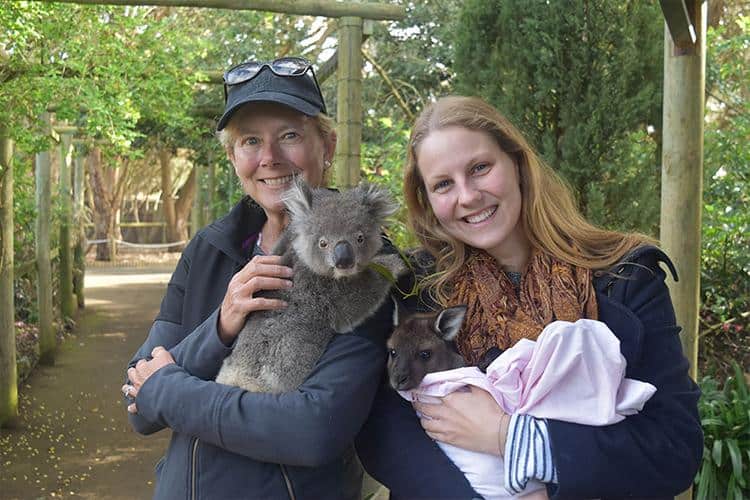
[174,166,197,247]
[87,147,118,261]
[0,135,17,426]
[159,147,180,251]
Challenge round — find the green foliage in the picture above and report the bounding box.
[695,363,750,500]
[361,115,417,250]
[453,0,662,233]
[701,15,750,326]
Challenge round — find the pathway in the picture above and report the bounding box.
[0,265,176,499]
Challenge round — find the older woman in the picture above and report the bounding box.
[356,96,703,499]
[121,57,392,499]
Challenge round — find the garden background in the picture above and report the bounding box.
[1,0,748,498]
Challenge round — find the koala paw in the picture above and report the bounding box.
[373,253,408,278]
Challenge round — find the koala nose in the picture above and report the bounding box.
[333,241,355,269]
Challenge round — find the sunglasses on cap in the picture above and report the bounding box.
[222,56,327,113]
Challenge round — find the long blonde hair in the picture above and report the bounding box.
[404,96,655,304]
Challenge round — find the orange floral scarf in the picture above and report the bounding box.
[447,248,598,365]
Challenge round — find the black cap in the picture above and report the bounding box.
[217,67,327,131]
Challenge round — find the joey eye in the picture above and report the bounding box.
[318,238,328,248]
[419,350,431,361]
[388,348,397,358]
[356,232,365,244]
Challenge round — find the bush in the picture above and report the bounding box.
[694,363,750,499]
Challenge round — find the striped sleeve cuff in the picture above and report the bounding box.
[503,413,558,494]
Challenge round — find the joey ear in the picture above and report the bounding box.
[391,295,407,327]
[282,177,313,221]
[357,183,398,222]
[434,305,467,341]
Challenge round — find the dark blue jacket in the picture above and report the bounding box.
[126,197,391,500]
[355,246,703,500]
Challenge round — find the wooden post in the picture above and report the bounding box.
[73,153,85,309]
[36,113,56,365]
[0,134,17,426]
[58,131,74,319]
[660,0,705,385]
[334,16,364,188]
[206,153,216,222]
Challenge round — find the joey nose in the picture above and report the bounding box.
[333,241,355,269]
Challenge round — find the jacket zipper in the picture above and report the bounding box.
[190,438,200,500]
[279,464,296,500]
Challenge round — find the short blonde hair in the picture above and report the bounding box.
[404,96,655,304]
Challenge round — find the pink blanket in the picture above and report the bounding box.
[398,319,655,499]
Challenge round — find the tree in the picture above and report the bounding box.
[454,0,663,234]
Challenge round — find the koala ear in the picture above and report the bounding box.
[357,183,399,222]
[434,305,467,341]
[282,177,313,221]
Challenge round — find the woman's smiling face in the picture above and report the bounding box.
[416,125,528,264]
[227,102,334,215]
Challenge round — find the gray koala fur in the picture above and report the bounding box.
[215,180,406,393]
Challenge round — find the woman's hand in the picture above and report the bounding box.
[413,386,508,456]
[218,255,293,344]
[123,346,175,414]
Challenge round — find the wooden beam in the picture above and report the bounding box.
[0,134,17,427]
[334,16,363,188]
[659,0,697,48]
[36,0,406,20]
[660,0,705,383]
[36,113,56,365]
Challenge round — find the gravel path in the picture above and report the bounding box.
[0,265,176,499]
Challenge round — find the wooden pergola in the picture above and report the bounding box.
[1,12,707,493]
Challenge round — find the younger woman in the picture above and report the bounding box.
[357,96,702,499]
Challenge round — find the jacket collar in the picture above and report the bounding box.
[202,196,267,265]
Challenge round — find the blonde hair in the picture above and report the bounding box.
[404,96,655,304]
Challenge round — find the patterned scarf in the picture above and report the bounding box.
[447,248,598,365]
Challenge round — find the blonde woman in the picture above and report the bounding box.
[357,96,702,499]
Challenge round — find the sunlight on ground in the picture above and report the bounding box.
[84,271,172,289]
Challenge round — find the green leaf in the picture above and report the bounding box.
[713,439,724,467]
[726,439,744,487]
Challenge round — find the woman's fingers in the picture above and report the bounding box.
[234,255,292,282]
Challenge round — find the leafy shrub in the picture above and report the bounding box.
[694,363,750,499]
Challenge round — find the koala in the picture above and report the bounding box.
[386,305,468,391]
[215,179,407,394]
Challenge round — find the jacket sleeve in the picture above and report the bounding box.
[132,299,391,467]
[546,249,703,499]
[126,237,233,435]
[355,380,480,499]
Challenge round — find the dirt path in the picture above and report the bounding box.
[0,265,177,499]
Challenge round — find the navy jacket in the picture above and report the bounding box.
[126,197,391,500]
[355,246,703,500]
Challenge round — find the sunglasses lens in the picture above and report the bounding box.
[271,57,310,76]
[225,62,261,85]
